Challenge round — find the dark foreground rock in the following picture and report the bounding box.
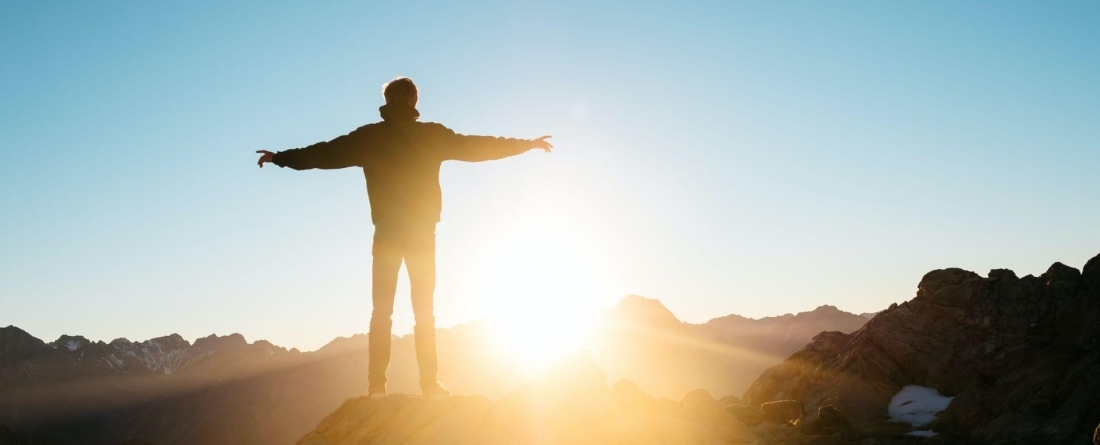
[745,254,1100,444]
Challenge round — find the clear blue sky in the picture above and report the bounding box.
[2,1,1098,351]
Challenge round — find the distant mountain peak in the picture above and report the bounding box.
[1,325,37,341]
[0,326,52,365]
[607,295,684,330]
[2,325,27,333]
[50,335,90,351]
[193,333,248,351]
[613,295,673,313]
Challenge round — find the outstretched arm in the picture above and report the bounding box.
[437,125,552,162]
[256,128,368,170]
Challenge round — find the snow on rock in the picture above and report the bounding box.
[135,335,196,374]
[50,335,89,352]
[888,385,953,427]
[909,430,938,437]
[108,335,199,374]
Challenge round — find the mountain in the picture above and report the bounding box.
[0,327,330,445]
[690,303,870,364]
[589,296,870,399]
[743,254,1100,444]
[0,299,869,445]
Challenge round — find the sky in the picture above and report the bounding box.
[2,1,1098,352]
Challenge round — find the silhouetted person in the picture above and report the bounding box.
[257,77,551,399]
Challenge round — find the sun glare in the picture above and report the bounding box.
[475,217,606,372]
[489,310,593,373]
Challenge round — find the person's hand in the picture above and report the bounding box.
[531,135,553,153]
[256,150,275,168]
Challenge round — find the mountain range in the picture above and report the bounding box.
[285,253,1100,445]
[0,297,870,445]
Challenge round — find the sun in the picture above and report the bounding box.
[488,309,593,373]
[473,217,607,373]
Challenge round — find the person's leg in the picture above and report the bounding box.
[404,225,440,392]
[368,226,403,392]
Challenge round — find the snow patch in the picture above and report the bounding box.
[908,430,937,437]
[66,340,81,351]
[130,338,196,374]
[888,385,953,427]
[106,353,124,369]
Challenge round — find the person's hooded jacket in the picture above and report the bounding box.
[273,104,537,226]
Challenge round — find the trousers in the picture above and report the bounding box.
[367,223,437,389]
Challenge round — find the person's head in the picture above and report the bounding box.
[382,77,418,108]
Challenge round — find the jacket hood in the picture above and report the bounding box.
[379,103,420,122]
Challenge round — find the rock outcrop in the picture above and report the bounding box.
[744,254,1100,444]
[299,351,954,445]
[298,353,756,445]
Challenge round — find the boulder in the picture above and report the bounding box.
[752,421,794,441]
[680,388,728,425]
[611,379,659,413]
[799,405,852,436]
[726,405,765,426]
[718,394,742,407]
[760,400,803,425]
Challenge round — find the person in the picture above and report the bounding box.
[256,77,552,399]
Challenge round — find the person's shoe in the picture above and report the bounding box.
[366,386,387,399]
[421,381,451,401]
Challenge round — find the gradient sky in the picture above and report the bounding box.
[2,1,1098,351]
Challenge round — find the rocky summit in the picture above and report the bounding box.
[299,353,765,445]
[298,351,945,445]
[744,254,1100,444]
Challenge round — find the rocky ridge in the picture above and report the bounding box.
[743,254,1100,444]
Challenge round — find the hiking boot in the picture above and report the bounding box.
[421,381,451,400]
[366,386,387,399]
